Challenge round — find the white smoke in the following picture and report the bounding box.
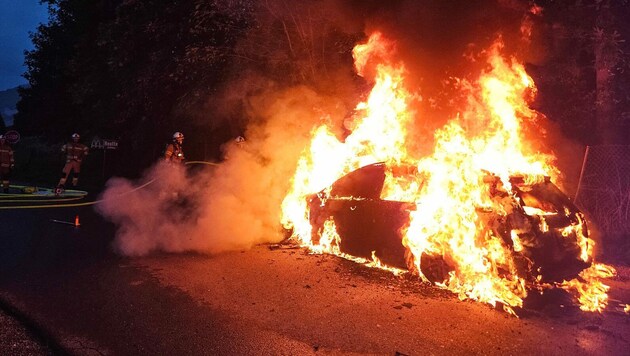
[97,86,344,256]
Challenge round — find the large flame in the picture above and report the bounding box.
[280,32,614,314]
[280,32,414,244]
[402,41,558,313]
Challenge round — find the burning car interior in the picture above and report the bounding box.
[307,162,591,283]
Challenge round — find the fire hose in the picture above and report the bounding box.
[0,161,219,210]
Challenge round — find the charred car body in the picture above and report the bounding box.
[307,162,590,286]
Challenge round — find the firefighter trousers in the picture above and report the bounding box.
[59,160,82,187]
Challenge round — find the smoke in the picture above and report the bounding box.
[97,86,344,256]
[199,0,548,136]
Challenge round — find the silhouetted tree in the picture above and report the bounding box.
[16,0,120,140]
[16,0,255,172]
[533,0,630,145]
[17,0,630,177]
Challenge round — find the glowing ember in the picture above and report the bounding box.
[281,32,615,314]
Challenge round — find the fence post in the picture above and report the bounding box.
[574,145,590,202]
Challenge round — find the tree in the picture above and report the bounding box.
[15,0,255,172]
[96,0,255,169]
[231,0,360,91]
[593,0,629,144]
[15,0,121,140]
[533,0,630,145]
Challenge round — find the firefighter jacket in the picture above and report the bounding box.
[62,142,89,163]
[164,142,185,163]
[0,142,14,168]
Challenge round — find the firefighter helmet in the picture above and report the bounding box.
[173,132,184,140]
[0,135,4,140]
[235,136,245,143]
[72,133,80,139]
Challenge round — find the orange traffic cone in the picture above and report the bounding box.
[74,215,80,227]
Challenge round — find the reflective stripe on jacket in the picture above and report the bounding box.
[62,143,89,163]
[164,143,184,163]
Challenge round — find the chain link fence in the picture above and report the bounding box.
[574,146,630,261]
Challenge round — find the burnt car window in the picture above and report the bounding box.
[330,162,386,199]
[514,179,577,215]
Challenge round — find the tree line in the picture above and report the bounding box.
[14,0,630,176]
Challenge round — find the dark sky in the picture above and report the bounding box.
[0,0,48,90]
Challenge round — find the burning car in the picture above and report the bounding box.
[281,32,615,313]
[307,162,591,287]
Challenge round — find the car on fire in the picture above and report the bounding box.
[306,162,591,285]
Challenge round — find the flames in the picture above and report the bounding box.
[280,32,413,243]
[560,263,615,312]
[280,32,615,314]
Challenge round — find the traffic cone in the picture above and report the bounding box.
[74,215,80,227]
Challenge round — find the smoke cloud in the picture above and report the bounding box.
[97,86,345,256]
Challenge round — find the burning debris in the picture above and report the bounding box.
[281,32,616,314]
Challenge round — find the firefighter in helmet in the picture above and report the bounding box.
[57,133,89,191]
[0,134,15,193]
[221,135,246,161]
[164,132,185,164]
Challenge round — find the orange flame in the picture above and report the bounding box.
[401,41,561,313]
[281,32,614,314]
[560,264,616,312]
[281,31,415,245]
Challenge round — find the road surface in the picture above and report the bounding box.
[1,204,629,355]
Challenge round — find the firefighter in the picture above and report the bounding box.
[221,135,246,161]
[0,135,15,193]
[164,132,185,164]
[57,133,89,191]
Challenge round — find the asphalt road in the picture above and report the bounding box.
[1,202,629,355]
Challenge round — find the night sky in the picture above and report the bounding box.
[0,0,48,90]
